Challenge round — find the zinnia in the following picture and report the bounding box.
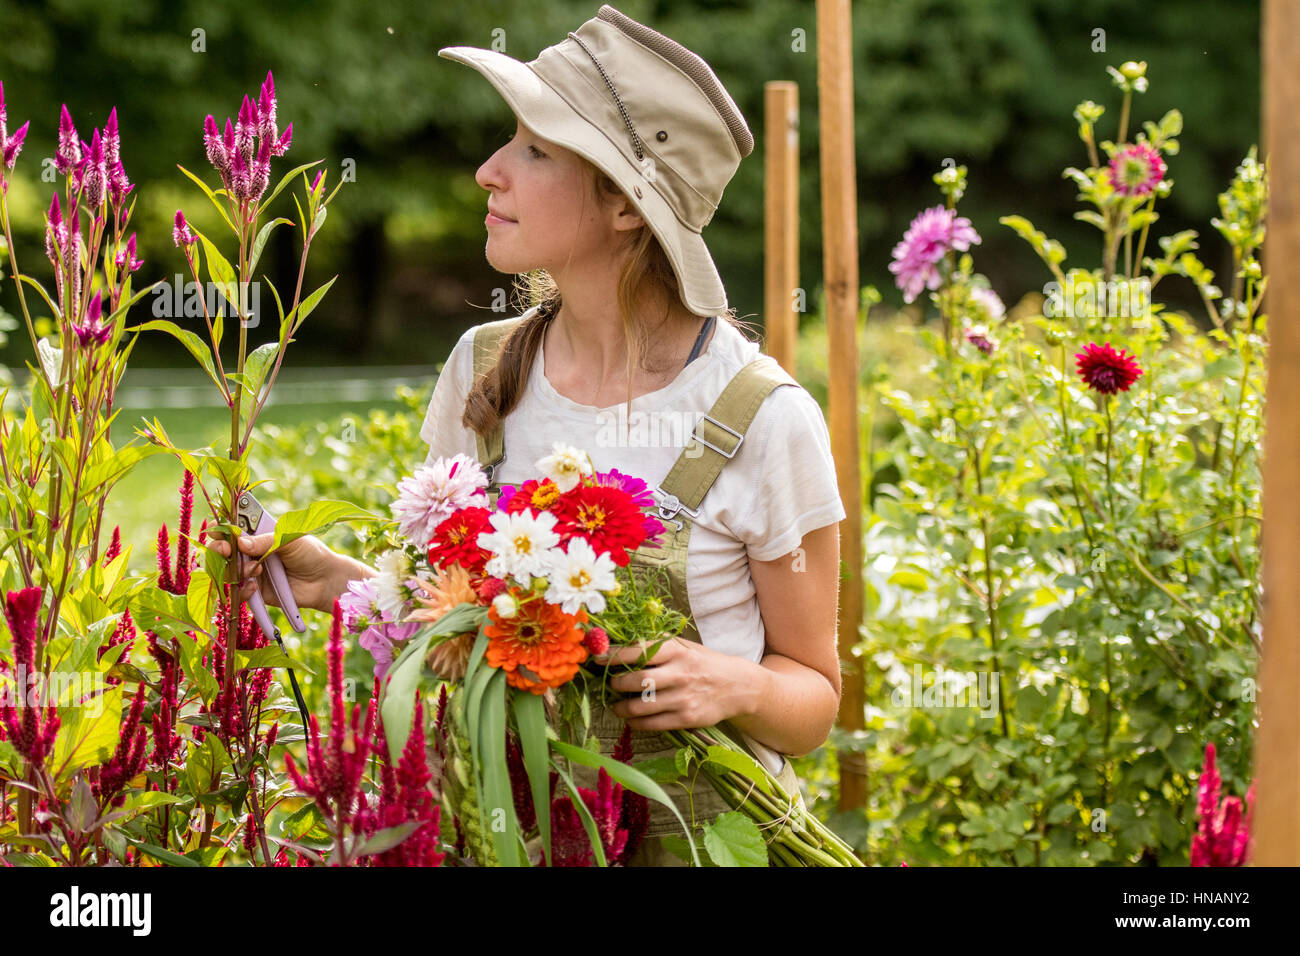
[484,590,589,694]
[551,484,648,567]
[427,506,493,576]
[1108,142,1166,198]
[1074,342,1144,394]
[889,205,982,304]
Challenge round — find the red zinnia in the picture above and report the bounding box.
[550,484,647,567]
[502,478,563,516]
[1074,342,1144,395]
[427,506,492,575]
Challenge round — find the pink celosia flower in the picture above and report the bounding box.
[72,292,112,349]
[82,128,108,209]
[1190,742,1254,866]
[55,104,81,174]
[173,209,197,248]
[114,233,143,274]
[889,205,982,303]
[1108,142,1166,198]
[0,82,30,173]
[964,325,995,355]
[1074,342,1144,395]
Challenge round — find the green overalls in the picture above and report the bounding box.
[470,315,806,866]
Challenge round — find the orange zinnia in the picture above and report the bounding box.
[484,590,589,694]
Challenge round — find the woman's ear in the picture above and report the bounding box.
[610,194,646,234]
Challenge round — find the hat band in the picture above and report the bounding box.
[566,31,645,163]
[530,41,721,232]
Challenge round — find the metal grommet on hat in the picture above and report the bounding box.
[438,3,754,317]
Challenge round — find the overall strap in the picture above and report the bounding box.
[651,354,800,526]
[471,314,531,485]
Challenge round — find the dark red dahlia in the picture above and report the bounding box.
[1074,342,1144,395]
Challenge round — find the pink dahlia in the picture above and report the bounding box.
[1074,342,1143,395]
[1108,142,1166,198]
[889,205,982,303]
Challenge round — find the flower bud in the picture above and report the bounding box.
[1119,61,1147,82]
[492,593,517,619]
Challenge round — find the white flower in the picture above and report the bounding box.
[970,286,1005,320]
[492,593,518,619]
[477,509,562,581]
[374,549,417,621]
[543,537,618,615]
[392,453,488,547]
[536,442,593,493]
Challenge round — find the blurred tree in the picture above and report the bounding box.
[0,0,1259,369]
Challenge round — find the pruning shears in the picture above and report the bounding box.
[234,489,310,732]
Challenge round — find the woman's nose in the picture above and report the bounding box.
[476,149,505,193]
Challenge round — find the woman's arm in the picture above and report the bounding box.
[602,521,842,757]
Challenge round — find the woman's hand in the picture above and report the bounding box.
[208,531,352,614]
[595,637,767,732]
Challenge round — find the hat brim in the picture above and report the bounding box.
[438,45,727,317]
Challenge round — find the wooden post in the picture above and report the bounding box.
[1256,0,1300,866]
[816,0,865,811]
[764,82,800,373]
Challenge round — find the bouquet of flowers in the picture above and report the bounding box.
[344,444,861,866]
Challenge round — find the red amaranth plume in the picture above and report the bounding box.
[284,600,370,817]
[613,724,648,863]
[103,526,122,564]
[176,470,194,594]
[0,591,60,765]
[97,606,137,685]
[542,767,637,867]
[156,523,175,593]
[95,682,149,808]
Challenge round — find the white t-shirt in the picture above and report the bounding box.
[419,309,847,773]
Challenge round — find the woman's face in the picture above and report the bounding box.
[475,117,637,276]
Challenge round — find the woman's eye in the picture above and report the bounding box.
[528,145,546,159]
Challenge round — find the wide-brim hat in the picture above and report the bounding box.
[438,4,753,317]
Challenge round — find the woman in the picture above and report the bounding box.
[215,4,845,866]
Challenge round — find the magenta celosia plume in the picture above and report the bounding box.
[1190,742,1254,866]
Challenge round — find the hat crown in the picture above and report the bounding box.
[529,5,751,230]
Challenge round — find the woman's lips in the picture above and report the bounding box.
[485,212,516,226]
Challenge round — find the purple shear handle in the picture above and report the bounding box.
[236,491,306,641]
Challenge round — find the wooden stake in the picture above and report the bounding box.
[1256,0,1300,865]
[764,81,800,373]
[816,0,865,811]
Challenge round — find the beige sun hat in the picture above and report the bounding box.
[438,4,754,317]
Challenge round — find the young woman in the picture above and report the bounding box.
[214,4,846,866]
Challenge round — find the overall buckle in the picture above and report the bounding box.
[691,414,744,459]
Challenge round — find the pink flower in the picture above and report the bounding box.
[55,104,81,174]
[0,83,30,172]
[172,209,197,248]
[889,205,982,304]
[1190,742,1254,866]
[964,325,995,355]
[583,627,609,655]
[1074,342,1144,395]
[1108,142,1166,198]
[72,292,112,349]
[114,233,143,274]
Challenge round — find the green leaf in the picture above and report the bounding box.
[702,812,768,867]
[249,217,293,277]
[135,840,200,867]
[289,275,338,335]
[125,319,224,393]
[479,670,521,866]
[234,645,314,675]
[269,499,375,551]
[354,821,424,858]
[262,159,324,212]
[514,690,552,866]
[49,685,124,784]
[701,744,777,797]
[176,165,236,233]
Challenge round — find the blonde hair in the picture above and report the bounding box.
[462,161,753,440]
